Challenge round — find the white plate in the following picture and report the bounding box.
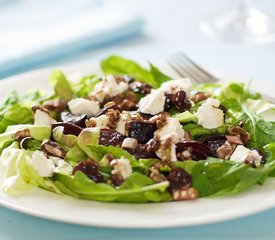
[0,64,275,229]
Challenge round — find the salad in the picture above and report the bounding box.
[1,55,275,203]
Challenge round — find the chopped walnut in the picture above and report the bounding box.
[150,171,167,183]
[216,141,236,160]
[190,92,211,103]
[228,126,250,144]
[13,129,30,141]
[106,109,121,129]
[172,187,199,201]
[31,104,50,114]
[85,119,97,128]
[225,135,243,145]
[149,112,169,125]
[43,99,67,112]
[184,131,192,141]
[41,140,66,158]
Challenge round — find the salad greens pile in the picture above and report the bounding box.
[1,55,275,203]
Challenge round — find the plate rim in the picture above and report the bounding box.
[0,63,275,229]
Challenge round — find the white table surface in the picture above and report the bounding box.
[1,0,275,239]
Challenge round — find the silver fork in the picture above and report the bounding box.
[168,52,275,102]
[167,52,219,84]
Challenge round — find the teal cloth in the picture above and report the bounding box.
[0,205,274,240]
[0,1,144,79]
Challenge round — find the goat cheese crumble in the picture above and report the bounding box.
[92,75,128,102]
[68,98,100,117]
[138,90,165,115]
[30,151,55,177]
[195,98,224,129]
[230,145,262,167]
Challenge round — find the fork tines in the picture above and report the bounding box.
[168,52,219,84]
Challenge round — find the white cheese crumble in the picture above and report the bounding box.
[68,98,100,117]
[30,151,55,177]
[110,157,132,180]
[230,145,262,167]
[138,90,165,115]
[160,78,193,97]
[154,117,185,161]
[34,110,57,125]
[92,75,128,102]
[155,117,185,143]
[195,98,224,129]
[121,138,138,150]
[88,112,130,136]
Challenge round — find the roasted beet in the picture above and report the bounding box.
[173,91,192,112]
[127,144,158,159]
[52,123,83,136]
[139,113,154,120]
[96,104,122,117]
[197,135,226,156]
[255,149,266,164]
[129,81,152,94]
[59,111,87,128]
[73,160,104,183]
[176,141,213,161]
[99,129,125,147]
[166,168,192,192]
[128,121,156,144]
[164,94,173,111]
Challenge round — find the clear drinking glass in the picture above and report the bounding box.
[200,0,275,44]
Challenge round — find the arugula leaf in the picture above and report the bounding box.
[245,119,275,149]
[101,55,171,88]
[185,158,275,197]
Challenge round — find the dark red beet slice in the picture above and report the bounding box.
[128,121,156,144]
[197,135,226,156]
[166,168,192,192]
[129,81,152,94]
[173,91,192,112]
[176,141,213,160]
[73,160,104,183]
[59,111,87,128]
[127,144,158,159]
[164,93,173,111]
[99,129,125,147]
[52,123,83,136]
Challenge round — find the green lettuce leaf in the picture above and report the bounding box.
[101,55,171,88]
[49,70,74,101]
[55,171,171,202]
[0,105,33,133]
[73,75,100,97]
[0,147,61,195]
